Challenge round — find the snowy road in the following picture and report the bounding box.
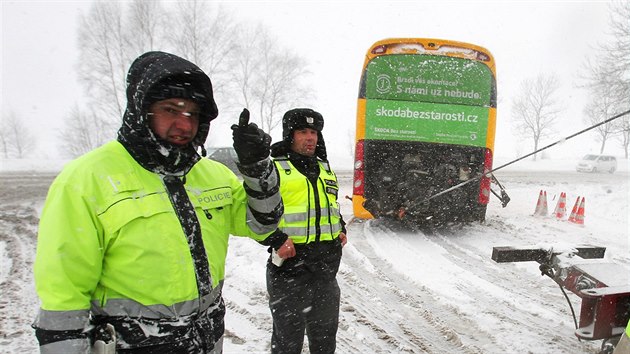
[1,163,628,353]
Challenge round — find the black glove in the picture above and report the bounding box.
[231,108,271,165]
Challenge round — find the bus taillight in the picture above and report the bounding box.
[353,140,365,196]
[479,148,493,204]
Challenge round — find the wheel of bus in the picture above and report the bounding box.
[460,205,486,223]
[468,205,487,223]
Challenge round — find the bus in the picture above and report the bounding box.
[352,38,497,224]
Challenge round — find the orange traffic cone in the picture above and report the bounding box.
[568,196,581,222]
[533,190,548,216]
[569,197,585,226]
[553,192,567,219]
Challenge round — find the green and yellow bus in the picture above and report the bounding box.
[352,38,497,224]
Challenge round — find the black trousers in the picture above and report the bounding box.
[267,267,340,354]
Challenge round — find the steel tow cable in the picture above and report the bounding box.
[419,109,630,204]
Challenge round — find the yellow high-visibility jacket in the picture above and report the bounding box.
[33,140,280,353]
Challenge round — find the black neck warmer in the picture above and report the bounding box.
[287,151,320,182]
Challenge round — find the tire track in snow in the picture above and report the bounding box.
[338,219,491,353]
[428,222,600,354]
[0,205,40,352]
[348,216,599,354]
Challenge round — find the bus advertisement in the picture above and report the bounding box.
[352,38,497,225]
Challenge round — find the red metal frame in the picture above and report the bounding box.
[492,246,630,345]
[557,264,630,340]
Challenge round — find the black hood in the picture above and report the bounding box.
[117,51,218,176]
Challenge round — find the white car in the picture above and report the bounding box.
[576,154,617,173]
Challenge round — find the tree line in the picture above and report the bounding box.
[510,1,630,159]
[2,0,312,159]
[1,1,628,159]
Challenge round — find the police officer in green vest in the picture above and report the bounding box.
[261,108,347,354]
[32,51,283,353]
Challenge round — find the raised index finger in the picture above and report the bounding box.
[239,108,250,128]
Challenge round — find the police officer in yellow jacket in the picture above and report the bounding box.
[261,108,347,354]
[32,51,283,353]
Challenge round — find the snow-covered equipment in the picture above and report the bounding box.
[492,245,630,354]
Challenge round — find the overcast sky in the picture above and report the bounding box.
[1,0,621,166]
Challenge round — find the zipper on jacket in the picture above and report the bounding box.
[162,175,212,301]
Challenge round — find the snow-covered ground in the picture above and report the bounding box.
[1,157,628,353]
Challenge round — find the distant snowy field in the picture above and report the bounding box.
[1,158,72,173]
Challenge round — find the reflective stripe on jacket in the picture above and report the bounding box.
[33,140,278,352]
[274,158,342,244]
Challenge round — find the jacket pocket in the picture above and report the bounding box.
[190,187,233,224]
[190,187,233,210]
[99,192,173,235]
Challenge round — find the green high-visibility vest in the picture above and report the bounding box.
[275,158,342,244]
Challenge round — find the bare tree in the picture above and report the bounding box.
[600,1,630,100]
[605,1,630,158]
[72,0,165,156]
[0,117,9,159]
[75,0,239,126]
[229,25,259,111]
[58,105,113,158]
[230,24,312,134]
[72,0,312,153]
[166,1,238,96]
[511,74,562,160]
[77,1,165,118]
[583,88,617,154]
[581,2,629,98]
[77,1,130,122]
[618,119,630,158]
[0,111,37,158]
[126,0,164,54]
[582,59,630,145]
[580,1,630,157]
